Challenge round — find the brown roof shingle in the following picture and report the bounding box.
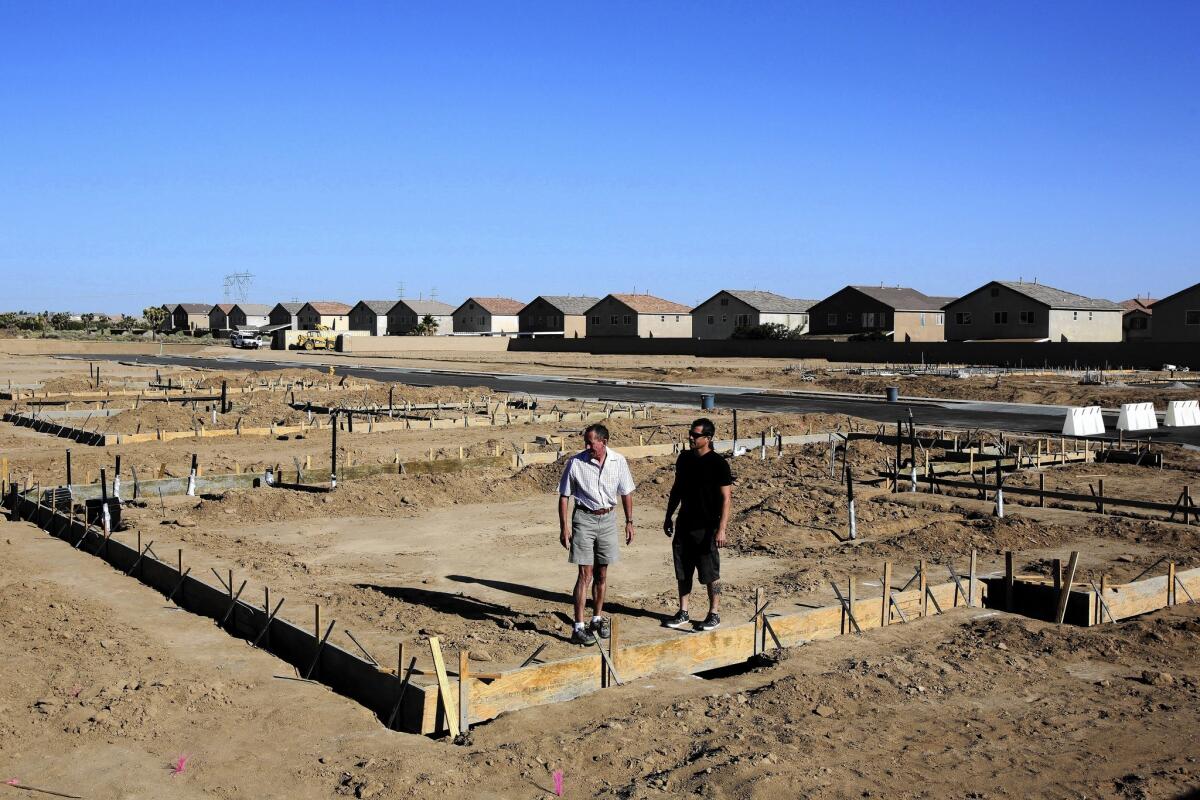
[466,297,525,315]
[608,293,692,314]
[1119,297,1156,314]
[304,301,352,315]
[849,286,946,311]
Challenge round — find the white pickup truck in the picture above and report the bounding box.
[230,331,265,349]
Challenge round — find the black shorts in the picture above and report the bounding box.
[673,529,720,585]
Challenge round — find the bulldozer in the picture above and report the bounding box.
[294,324,339,351]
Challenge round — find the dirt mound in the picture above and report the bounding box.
[94,396,307,434]
[302,383,494,409]
[39,375,107,393]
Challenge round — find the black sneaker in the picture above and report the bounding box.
[590,617,611,639]
[571,626,597,646]
[663,610,690,629]
[696,613,721,631]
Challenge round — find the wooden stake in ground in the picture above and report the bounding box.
[919,560,928,617]
[753,588,764,656]
[458,650,470,736]
[881,561,893,627]
[1005,551,1014,611]
[1054,551,1080,624]
[968,549,978,607]
[427,637,460,738]
[845,465,857,540]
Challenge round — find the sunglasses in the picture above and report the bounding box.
[688,431,710,439]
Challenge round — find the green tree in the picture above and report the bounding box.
[143,306,168,330]
[732,322,805,340]
[49,312,71,329]
[413,314,439,336]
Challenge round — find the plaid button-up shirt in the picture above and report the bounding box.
[558,448,636,510]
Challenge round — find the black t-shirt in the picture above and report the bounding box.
[672,449,733,531]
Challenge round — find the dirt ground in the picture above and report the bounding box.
[3,524,1198,799]
[4,346,1200,799]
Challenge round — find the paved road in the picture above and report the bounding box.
[76,353,1200,447]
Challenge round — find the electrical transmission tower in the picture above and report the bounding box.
[223,272,254,303]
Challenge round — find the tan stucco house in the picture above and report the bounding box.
[692,290,816,339]
[452,297,523,334]
[229,303,272,330]
[1119,298,1155,342]
[388,299,455,335]
[943,281,1122,342]
[584,294,692,338]
[519,296,599,338]
[807,286,949,342]
[170,304,211,332]
[297,301,352,331]
[348,301,397,336]
[1149,281,1200,342]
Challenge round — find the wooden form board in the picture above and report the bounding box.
[1095,566,1200,623]
[989,567,1200,627]
[920,473,1191,516]
[3,406,648,447]
[408,578,980,733]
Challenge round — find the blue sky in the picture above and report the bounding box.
[2,1,1197,314]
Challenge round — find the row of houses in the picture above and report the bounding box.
[164,278,1200,342]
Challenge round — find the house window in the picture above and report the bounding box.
[845,312,854,323]
[1186,310,1200,326]
[1019,311,1035,325]
[660,316,665,322]
[674,315,680,322]
[721,315,727,324]
[935,313,944,325]
[591,315,600,325]
[623,315,632,325]
[610,315,619,325]
[1088,312,1094,321]
[1072,311,1078,320]
[720,298,729,306]
[862,312,876,328]
[827,313,837,326]
[919,313,926,326]
[990,287,999,297]
[707,315,714,324]
[994,311,1008,324]
[956,312,972,325]
[735,313,751,326]
[478,316,485,324]
[1129,316,1148,330]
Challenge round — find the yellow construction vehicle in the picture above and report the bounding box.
[294,324,339,351]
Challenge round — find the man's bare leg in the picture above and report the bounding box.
[677,580,691,614]
[573,565,593,623]
[706,580,721,615]
[592,563,608,618]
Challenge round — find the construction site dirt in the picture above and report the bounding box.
[2,347,1199,798]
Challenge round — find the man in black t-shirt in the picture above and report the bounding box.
[662,417,733,631]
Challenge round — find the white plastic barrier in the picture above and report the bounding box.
[1164,400,1200,427]
[1062,406,1105,436]
[1116,402,1158,432]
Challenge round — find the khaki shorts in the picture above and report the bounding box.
[569,508,620,565]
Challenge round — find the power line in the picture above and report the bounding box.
[223,272,254,303]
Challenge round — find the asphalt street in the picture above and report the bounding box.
[73,353,1200,447]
